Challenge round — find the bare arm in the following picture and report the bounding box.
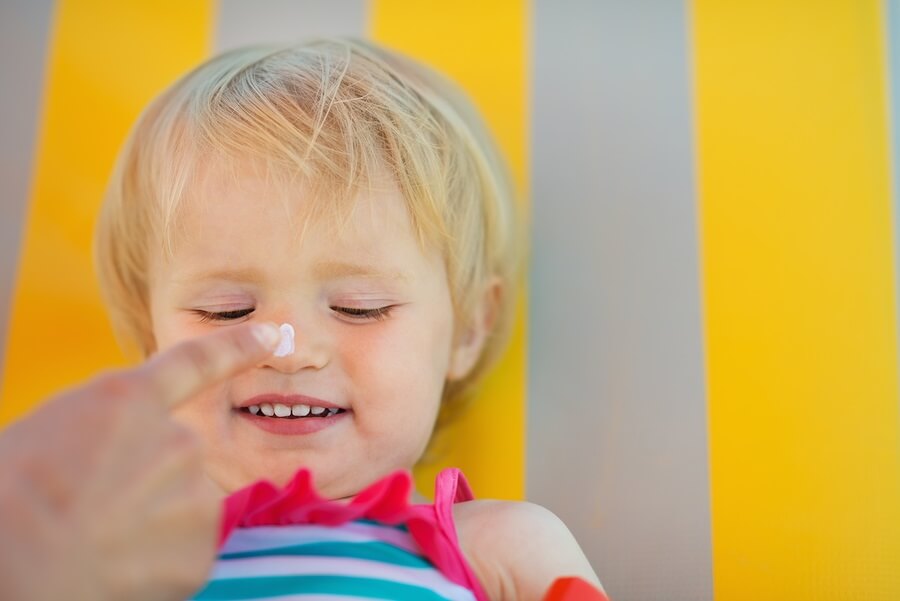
[455,500,603,601]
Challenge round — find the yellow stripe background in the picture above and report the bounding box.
[0,0,213,424]
[371,0,529,501]
[694,1,900,599]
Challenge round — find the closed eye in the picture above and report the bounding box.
[332,306,393,321]
[193,308,255,322]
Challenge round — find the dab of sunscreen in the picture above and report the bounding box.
[274,323,295,357]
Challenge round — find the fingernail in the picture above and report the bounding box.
[252,322,281,348]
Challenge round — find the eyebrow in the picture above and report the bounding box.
[174,267,265,285]
[311,261,409,282]
[175,262,408,285]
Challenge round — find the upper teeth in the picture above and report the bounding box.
[248,403,338,417]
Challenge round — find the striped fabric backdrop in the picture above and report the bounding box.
[1,1,898,599]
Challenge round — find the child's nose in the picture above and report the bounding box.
[260,321,329,373]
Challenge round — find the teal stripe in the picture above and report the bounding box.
[353,518,410,532]
[219,541,430,568]
[193,574,451,600]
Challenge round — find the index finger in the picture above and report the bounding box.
[138,322,282,409]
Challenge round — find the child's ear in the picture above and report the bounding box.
[447,276,503,381]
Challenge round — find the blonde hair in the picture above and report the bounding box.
[95,38,523,426]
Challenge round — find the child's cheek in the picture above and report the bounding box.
[338,322,418,389]
[339,322,392,366]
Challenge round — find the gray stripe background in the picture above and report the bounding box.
[526,1,712,600]
[0,0,55,391]
[214,0,367,52]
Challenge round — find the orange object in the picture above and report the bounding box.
[543,577,609,601]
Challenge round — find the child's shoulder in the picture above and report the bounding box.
[452,499,602,601]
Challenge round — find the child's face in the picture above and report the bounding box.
[148,163,464,498]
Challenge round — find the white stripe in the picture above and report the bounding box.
[336,521,421,553]
[189,594,370,601]
[193,590,443,601]
[210,555,475,601]
[223,523,420,556]
[269,596,381,601]
[240,596,433,601]
[194,594,384,601]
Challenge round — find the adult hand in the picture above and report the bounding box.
[0,322,281,601]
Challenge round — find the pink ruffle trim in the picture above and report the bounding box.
[219,468,488,601]
[220,469,419,538]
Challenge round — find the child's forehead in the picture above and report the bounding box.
[181,156,354,225]
[189,153,396,203]
[150,158,447,290]
[169,155,419,249]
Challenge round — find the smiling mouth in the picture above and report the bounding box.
[241,403,345,419]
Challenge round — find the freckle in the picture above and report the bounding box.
[273,323,295,357]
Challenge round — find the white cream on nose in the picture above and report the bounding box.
[273,323,295,357]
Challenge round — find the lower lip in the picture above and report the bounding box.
[235,409,349,435]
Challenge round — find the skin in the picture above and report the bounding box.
[0,322,282,601]
[147,163,601,599]
[148,167,484,499]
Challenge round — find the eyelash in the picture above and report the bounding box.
[194,308,254,323]
[335,306,392,321]
[192,306,393,323]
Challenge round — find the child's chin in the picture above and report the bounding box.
[208,448,368,499]
[204,460,299,494]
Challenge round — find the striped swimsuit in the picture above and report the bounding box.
[190,468,488,600]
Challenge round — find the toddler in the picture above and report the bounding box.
[96,38,602,601]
